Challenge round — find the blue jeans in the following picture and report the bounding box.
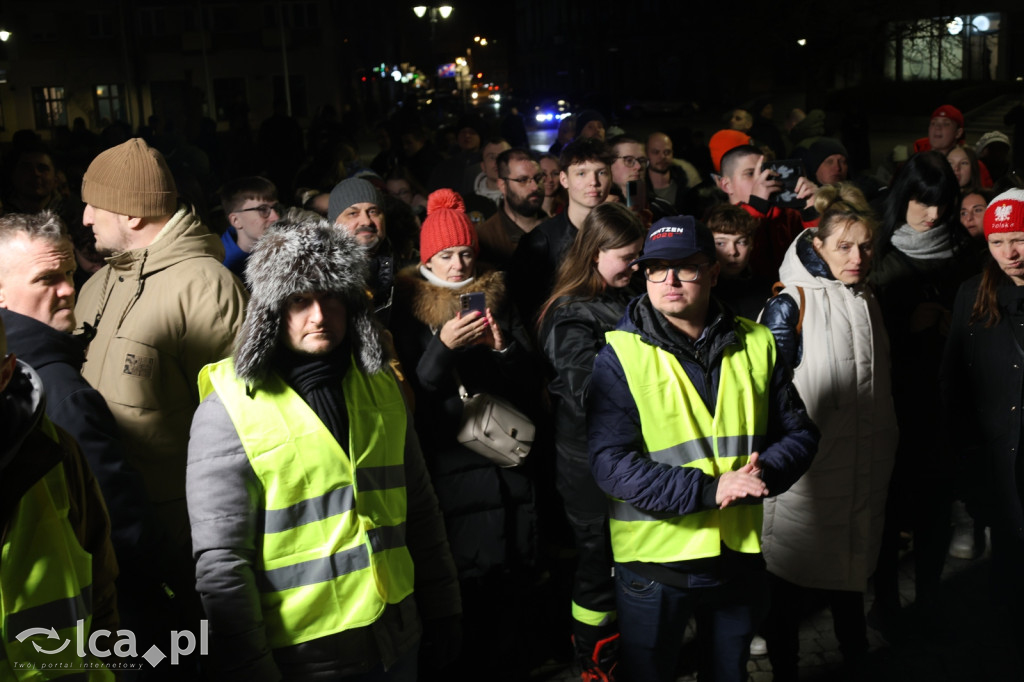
[614,563,767,682]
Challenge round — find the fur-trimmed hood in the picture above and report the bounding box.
[234,216,388,382]
[394,265,507,330]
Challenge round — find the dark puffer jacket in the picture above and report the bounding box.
[390,266,541,578]
[538,288,633,501]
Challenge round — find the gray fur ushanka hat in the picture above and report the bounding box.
[234,216,387,382]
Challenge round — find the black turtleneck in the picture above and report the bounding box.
[274,340,351,449]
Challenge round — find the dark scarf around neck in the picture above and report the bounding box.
[275,340,351,448]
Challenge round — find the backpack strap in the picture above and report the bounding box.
[771,282,805,336]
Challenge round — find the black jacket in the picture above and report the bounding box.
[941,275,1024,539]
[0,309,167,571]
[644,163,691,215]
[715,273,773,326]
[539,289,632,469]
[509,212,577,324]
[869,236,976,464]
[0,357,120,635]
[389,267,540,579]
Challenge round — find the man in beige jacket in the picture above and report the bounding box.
[75,138,247,678]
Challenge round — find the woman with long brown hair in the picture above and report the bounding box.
[536,201,644,679]
[942,189,1024,656]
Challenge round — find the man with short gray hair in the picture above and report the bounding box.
[0,210,172,669]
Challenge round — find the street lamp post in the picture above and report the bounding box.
[412,5,453,41]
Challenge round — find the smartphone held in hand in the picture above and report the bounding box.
[460,292,486,316]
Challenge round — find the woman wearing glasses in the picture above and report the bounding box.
[608,135,648,200]
[758,185,898,680]
[536,202,645,679]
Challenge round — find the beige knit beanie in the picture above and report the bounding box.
[81,138,179,217]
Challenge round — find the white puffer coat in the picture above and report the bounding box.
[759,230,898,591]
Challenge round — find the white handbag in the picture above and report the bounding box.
[455,380,535,468]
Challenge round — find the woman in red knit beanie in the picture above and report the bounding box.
[389,188,544,679]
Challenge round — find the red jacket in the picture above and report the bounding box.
[739,196,817,283]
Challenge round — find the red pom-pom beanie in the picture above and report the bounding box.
[420,188,479,263]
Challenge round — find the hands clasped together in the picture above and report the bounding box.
[715,452,769,509]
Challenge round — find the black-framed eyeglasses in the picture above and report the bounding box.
[235,203,281,219]
[617,156,650,168]
[502,174,545,186]
[644,262,714,283]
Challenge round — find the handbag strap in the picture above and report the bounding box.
[452,368,470,401]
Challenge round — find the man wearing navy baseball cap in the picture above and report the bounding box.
[587,216,818,681]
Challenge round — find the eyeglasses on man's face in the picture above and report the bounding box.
[617,156,649,169]
[236,203,281,219]
[502,174,546,186]
[644,261,714,283]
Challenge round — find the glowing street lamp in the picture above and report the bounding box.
[412,5,453,39]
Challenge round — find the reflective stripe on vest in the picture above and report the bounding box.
[199,356,415,649]
[604,319,775,563]
[0,418,113,680]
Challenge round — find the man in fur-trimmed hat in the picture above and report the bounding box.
[188,216,461,679]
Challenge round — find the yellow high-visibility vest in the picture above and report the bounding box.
[199,356,415,649]
[604,318,775,563]
[0,418,113,680]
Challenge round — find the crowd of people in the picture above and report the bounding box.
[1,98,1023,682]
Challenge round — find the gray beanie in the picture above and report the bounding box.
[234,216,387,382]
[327,178,381,225]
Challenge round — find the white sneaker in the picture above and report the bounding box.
[749,634,768,657]
[949,500,978,559]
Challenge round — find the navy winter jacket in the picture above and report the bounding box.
[586,295,819,579]
[0,308,167,567]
